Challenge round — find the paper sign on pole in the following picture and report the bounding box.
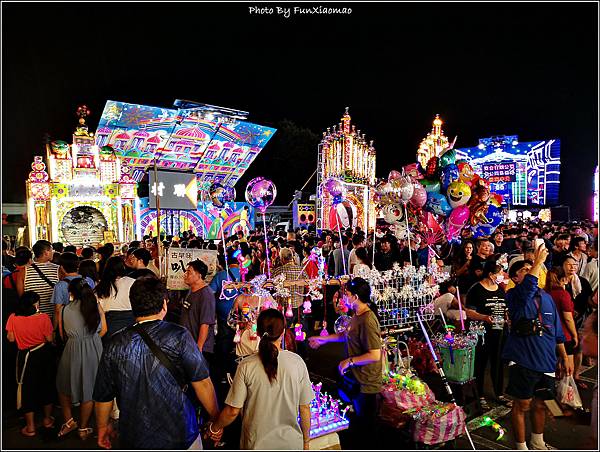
[166,249,218,290]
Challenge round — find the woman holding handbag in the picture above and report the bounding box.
[309,277,382,450]
[6,291,56,437]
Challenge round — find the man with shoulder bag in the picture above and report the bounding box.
[503,244,572,451]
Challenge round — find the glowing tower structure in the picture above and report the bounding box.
[416,114,451,169]
[316,108,376,232]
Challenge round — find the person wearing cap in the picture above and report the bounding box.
[502,245,571,451]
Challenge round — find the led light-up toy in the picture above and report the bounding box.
[439,308,455,364]
[481,416,505,440]
[294,324,306,341]
[233,249,252,282]
[303,382,350,439]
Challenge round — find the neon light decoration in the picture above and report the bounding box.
[594,166,599,222]
[316,108,376,231]
[95,100,276,189]
[455,135,561,206]
[416,115,452,169]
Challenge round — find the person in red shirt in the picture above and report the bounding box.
[5,291,56,437]
[546,267,578,370]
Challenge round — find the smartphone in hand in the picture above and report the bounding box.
[534,238,546,250]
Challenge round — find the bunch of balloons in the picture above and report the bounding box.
[374,170,418,229]
[399,147,504,241]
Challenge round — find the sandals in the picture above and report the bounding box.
[78,427,93,440]
[21,426,36,437]
[497,395,513,407]
[57,418,78,438]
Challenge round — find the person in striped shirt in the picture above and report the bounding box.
[15,241,60,321]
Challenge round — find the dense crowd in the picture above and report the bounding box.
[1,217,598,450]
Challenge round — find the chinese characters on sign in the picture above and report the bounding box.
[166,249,218,290]
[481,162,517,183]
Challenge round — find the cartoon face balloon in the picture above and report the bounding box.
[457,162,475,186]
[446,181,472,208]
[382,204,405,225]
[323,177,346,204]
[388,170,402,181]
[425,192,452,217]
[245,177,277,213]
[446,205,470,241]
[440,164,460,193]
[439,149,456,169]
[471,204,503,238]
[391,176,414,203]
[208,182,227,208]
[329,200,358,229]
[404,163,424,180]
[420,179,441,193]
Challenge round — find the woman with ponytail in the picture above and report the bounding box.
[208,309,314,450]
[308,277,382,450]
[56,278,106,440]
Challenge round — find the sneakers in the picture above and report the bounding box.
[531,442,557,450]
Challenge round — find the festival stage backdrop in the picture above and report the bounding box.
[94,100,276,189]
[455,135,561,207]
[139,202,255,239]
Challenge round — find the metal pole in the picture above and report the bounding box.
[404,202,412,267]
[153,158,163,278]
[263,213,271,278]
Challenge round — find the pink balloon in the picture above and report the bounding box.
[410,184,427,208]
[446,205,470,240]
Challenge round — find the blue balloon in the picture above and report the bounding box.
[471,204,503,238]
[440,164,460,193]
[425,192,453,217]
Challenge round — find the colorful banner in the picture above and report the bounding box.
[166,248,218,290]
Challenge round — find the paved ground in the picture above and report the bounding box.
[2,333,598,450]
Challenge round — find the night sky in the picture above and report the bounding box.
[2,2,598,218]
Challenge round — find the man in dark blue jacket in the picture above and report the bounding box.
[503,244,572,451]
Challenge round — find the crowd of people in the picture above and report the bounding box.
[1,217,598,450]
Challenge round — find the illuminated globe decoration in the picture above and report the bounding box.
[245,177,277,213]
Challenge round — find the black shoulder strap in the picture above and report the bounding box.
[30,263,56,288]
[227,268,237,283]
[132,323,188,391]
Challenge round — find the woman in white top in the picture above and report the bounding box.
[352,247,372,276]
[208,309,314,450]
[94,256,135,340]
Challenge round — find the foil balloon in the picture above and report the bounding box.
[324,177,346,204]
[375,180,393,206]
[382,204,405,225]
[410,184,427,208]
[425,192,452,217]
[425,156,440,180]
[471,204,503,238]
[404,163,424,180]
[440,164,460,193]
[457,162,475,186]
[490,193,503,207]
[245,177,277,213]
[208,182,227,208]
[334,315,351,334]
[419,179,441,193]
[388,170,402,181]
[439,148,457,169]
[446,205,470,241]
[391,176,414,202]
[446,181,472,209]
[329,200,358,230]
[223,186,236,203]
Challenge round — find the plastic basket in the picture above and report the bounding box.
[438,345,476,383]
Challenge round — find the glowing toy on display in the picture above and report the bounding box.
[316,108,377,232]
[455,135,561,207]
[26,101,275,246]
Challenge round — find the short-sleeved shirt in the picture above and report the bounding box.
[179,286,216,353]
[549,288,575,342]
[466,282,507,331]
[6,313,53,350]
[51,275,96,306]
[346,309,382,393]
[93,320,210,449]
[225,350,314,450]
[24,262,60,319]
[97,276,135,312]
